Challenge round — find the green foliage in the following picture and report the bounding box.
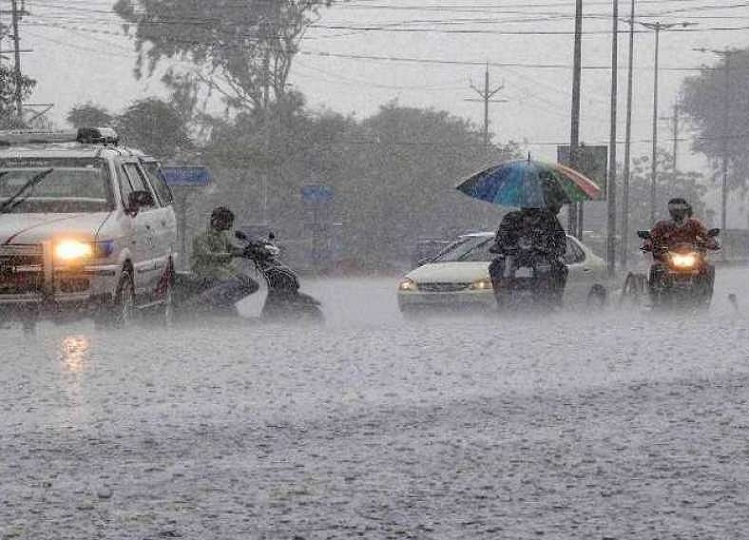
[617,147,708,235]
[195,100,520,269]
[66,102,115,128]
[113,0,340,112]
[0,64,37,128]
[115,98,192,158]
[680,49,749,193]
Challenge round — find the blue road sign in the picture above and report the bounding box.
[301,184,334,203]
[161,166,212,187]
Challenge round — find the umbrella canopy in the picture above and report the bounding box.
[456,159,602,209]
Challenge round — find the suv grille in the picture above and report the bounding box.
[0,244,43,294]
[418,282,470,292]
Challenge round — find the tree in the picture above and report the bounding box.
[115,98,192,158]
[0,64,37,128]
[680,49,749,193]
[617,148,708,241]
[330,102,520,267]
[66,102,115,128]
[113,0,341,113]
[192,100,520,270]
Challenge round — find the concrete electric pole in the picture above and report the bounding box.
[606,0,619,277]
[467,64,506,148]
[568,0,583,238]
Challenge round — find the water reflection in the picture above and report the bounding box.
[60,335,90,373]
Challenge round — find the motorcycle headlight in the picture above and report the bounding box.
[670,253,697,269]
[55,239,94,262]
[469,277,493,290]
[398,278,418,292]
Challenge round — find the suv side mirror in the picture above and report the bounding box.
[636,230,651,240]
[127,190,154,215]
[708,228,721,237]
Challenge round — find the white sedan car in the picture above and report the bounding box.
[397,231,608,315]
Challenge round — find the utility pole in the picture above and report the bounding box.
[721,56,730,233]
[11,0,22,119]
[649,21,660,225]
[672,103,679,177]
[620,0,636,268]
[568,0,583,237]
[467,64,506,148]
[658,102,680,199]
[606,0,619,277]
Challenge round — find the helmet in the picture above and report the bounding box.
[667,197,690,224]
[210,206,235,230]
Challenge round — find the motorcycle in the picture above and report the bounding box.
[170,230,324,323]
[637,228,720,309]
[489,238,566,310]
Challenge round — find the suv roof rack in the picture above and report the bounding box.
[0,127,119,146]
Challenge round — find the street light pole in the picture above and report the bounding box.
[568,0,583,237]
[620,0,636,268]
[649,21,660,225]
[638,20,695,224]
[606,0,619,277]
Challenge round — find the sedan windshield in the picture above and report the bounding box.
[0,158,114,213]
[432,236,495,263]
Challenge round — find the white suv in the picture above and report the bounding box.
[0,127,177,329]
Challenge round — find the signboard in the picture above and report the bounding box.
[300,184,334,203]
[557,145,608,198]
[161,166,212,187]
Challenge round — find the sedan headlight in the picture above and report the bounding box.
[55,239,94,262]
[469,277,494,290]
[398,278,418,292]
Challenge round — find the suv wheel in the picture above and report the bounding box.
[161,273,174,327]
[96,268,135,328]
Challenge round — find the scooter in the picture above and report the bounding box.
[637,228,720,309]
[171,230,324,323]
[490,239,566,311]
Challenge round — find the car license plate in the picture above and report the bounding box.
[515,267,533,278]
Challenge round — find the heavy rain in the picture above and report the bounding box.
[3,1,749,539]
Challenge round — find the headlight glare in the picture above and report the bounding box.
[671,253,697,269]
[469,277,494,290]
[398,278,418,292]
[55,239,94,262]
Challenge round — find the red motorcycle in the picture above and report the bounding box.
[637,228,720,309]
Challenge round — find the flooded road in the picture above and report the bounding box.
[2,268,749,539]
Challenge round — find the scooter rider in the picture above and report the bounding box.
[645,197,718,303]
[489,203,568,306]
[189,206,259,314]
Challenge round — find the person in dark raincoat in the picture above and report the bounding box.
[489,203,568,306]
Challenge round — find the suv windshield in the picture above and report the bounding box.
[432,235,494,263]
[0,158,114,213]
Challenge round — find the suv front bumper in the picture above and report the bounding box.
[0,242,119,320]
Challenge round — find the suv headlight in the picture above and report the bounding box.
[55,239,94,262]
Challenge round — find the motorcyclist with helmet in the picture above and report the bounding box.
[488,202,568,307]
[188,206,259,314]
[644,197,719,305]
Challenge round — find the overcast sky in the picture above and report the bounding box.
[15,0,749,217]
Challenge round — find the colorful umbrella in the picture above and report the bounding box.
[456,159,602,209]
